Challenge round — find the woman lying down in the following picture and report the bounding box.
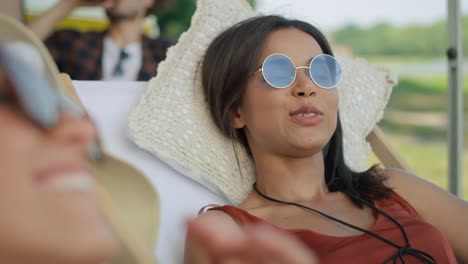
[184,15,467,264]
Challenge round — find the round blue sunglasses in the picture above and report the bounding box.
[257,53,342,89]
[0,43,102,161]
[0,44,83,128]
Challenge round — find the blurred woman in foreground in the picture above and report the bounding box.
[0,45,117,263]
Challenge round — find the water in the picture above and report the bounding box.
[373,58,468,76]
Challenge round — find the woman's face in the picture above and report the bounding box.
[235,28,339,158]
[0,70,116,263]
[105,0,153,20]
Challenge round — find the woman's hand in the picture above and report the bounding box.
[184,212,317,264]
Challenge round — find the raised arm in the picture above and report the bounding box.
[385,168,468,262]
[28,0,113,40]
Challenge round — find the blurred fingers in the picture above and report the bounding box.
[187,219,317,264]
[244,224,317,264]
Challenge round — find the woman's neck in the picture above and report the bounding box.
[253,152,330,203]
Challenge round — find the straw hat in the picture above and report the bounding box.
[0,14,159,264]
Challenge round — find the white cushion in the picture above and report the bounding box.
[128,0,397,204]
[74,81,229,264]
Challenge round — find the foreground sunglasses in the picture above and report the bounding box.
[0,44,83,128]
[0,44,102,160]
[257,53,342,89]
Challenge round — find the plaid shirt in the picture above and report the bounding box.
[45,29,173,81]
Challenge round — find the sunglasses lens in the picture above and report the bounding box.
[310,55,342,89]
[1,43,84,128]
[262,54,296,88]
[0,45,60,128]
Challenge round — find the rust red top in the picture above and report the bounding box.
[209,192,456,263]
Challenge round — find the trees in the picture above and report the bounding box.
[332,16,468,58]
[158,0,256,40]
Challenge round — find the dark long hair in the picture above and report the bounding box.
[201,15,391,206]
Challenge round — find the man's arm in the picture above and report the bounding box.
[28,0,112,40]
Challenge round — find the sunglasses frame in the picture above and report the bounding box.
[0,47,104,161]
[0,45,85,129]
[257,53,342,89]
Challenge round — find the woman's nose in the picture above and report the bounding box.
[291,69,317,97]
[50,112,98,157]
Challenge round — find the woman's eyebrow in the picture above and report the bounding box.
[0,70,15,95]
[0,70,4,91]
[0,62,10,82]
[0,72,6,93]
[0,86,10,102]
[306,55,319,63]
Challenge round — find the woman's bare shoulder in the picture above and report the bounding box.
[381,168,468,262]
[196,207,238,224]
[184,206,243,263]
[190,205,243,236]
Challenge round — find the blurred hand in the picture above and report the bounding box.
[186,216,317,264]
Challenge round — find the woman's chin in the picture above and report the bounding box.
[47,228,118,264]
[1,229,118,264]
[286,140,326,157]
[57,216,119,262]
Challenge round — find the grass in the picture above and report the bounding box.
[382,75,468,142]
[372,72,468,200]
[368,134,468,200]
[397,75,468,93]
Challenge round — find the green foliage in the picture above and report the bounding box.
[157,0,196,40]
[369,73,468,199]
[332,16,467,58]
[246,0,256,7]
[368,135,468,200]
[157,0,256,40]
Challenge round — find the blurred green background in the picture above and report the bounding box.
[157,0,256,39]
[335,18,468,199]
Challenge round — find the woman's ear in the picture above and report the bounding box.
[233,107,245,129]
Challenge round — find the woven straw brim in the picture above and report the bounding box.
[0,14,159,264]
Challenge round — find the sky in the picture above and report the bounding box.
[256,0,468,31]
[26,0,468,31]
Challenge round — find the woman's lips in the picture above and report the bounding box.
[36,165,95,192]
[48,172,95,192]
[289,106,324,126]
[290,112,324,126]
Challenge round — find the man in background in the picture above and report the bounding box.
[29,0,173,81]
